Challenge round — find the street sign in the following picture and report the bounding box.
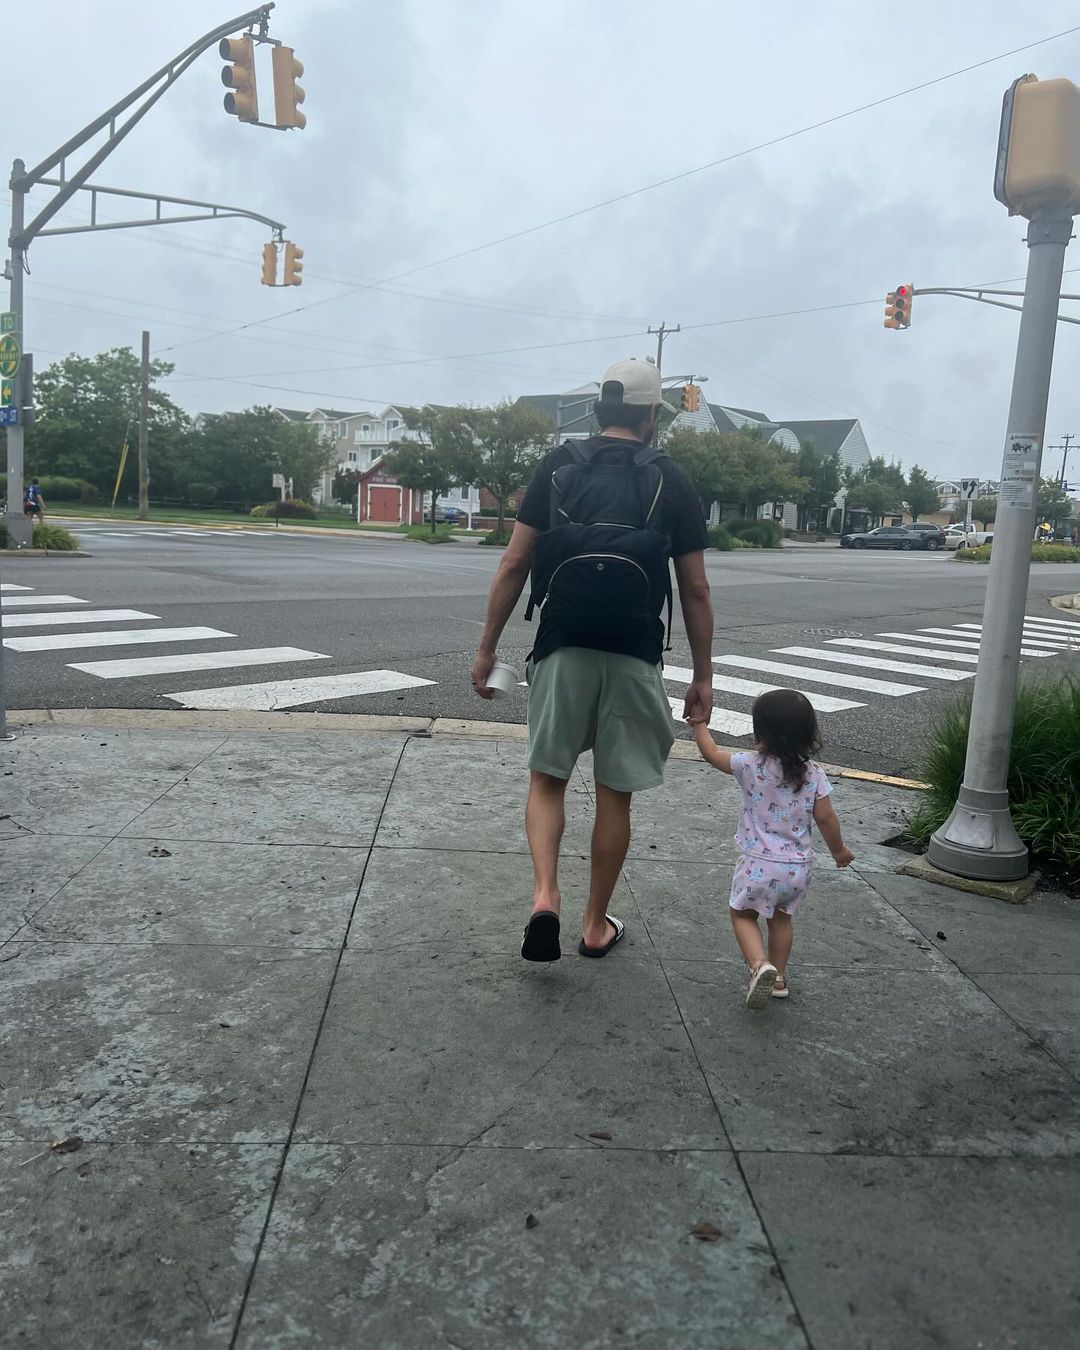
[0,312,15,335]
[0,405,19,427]
[961,478,980,500]
[0,378,12,406]
[0,334,20,379]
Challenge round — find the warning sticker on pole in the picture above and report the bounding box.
[998,433,1039,508]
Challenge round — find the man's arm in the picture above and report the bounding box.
[673,550,714,725]
[470,521,538,698]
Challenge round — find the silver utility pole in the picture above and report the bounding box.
[4,160,30,548]
[138,331,150,520]
[928,210,1073,880]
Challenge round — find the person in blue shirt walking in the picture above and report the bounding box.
[23,479,45,524]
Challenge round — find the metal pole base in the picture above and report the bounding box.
[927,785,1029,881]
[2,512,33,548]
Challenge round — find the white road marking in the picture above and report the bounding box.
[954,622,1080,647]
[68,646,330,679]
[774,647,975,681]
[0,608,158,629]
[664,664,863,712]
[5,626,234,653]
[1,594,88,608]
[828,639,981,665]
[714,654,924,695]
[1019,616,1080,632]
[164,669,437,711]
[0,583,32,591]
[877,631,1052,657]
[669,696,754,738]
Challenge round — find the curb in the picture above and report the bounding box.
[51,517,408,543]
[3,707,930,790]
[0,550,93,560]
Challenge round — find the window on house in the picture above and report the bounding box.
[337,421,347,438]
[387,419,399,431]
[347,451,358,464]
[362,424,371,433]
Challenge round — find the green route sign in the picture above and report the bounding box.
[0,334,20,379]
[0,312,15,335]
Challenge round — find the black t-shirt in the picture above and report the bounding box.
[517,435,709,665]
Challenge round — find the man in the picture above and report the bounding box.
[470,358,715,961]
[23,479,45,525]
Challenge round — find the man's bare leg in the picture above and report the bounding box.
[526,770,569,916]
[582,782,632,948]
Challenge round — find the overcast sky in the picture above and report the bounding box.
[7,1,1080,479]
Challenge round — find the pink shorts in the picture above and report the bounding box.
[729,854,810,919]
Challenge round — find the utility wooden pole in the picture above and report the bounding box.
[138,330,149,520]
[647,321,680,375]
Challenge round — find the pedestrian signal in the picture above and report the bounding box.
[220,36,259,123]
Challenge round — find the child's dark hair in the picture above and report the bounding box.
[752,689,821,790]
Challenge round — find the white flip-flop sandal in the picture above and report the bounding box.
[746,961,778,1008]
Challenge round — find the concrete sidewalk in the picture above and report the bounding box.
[1,718,1078,1349]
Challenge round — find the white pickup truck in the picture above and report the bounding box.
[945,525,994,550]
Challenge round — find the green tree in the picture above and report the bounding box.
[795,441,843,532]
[665,426,749,515]
[740,433,809,516]
[973,495,997,527]
[186,407,326,509]
[1037,476,1075,530]
[274,420,334,501]
[388,406,475,533]
[845,456,906,526]
[460,401,553,537]
[905,464,941,521]
[26,347,189,499]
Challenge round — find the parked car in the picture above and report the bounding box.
[840,525,944,551]
[903,522,948,548]
[944,525,994,550]
[423,505,462,524]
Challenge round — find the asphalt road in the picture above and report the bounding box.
[3,520,1078,777]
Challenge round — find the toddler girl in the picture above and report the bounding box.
[694,688,854,1008]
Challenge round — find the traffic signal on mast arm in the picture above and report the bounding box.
[884,283,914,329]
[261,242,278,286]
[220,36,259,123]
[681,383,701,412]
[282,241,304,286]
[272,46,306,128]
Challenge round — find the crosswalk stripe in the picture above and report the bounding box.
[5,626,234,653]
[0,608,158,629]
[713,654,924,695]
[668,696,754,737]
[953,624,1079,649]
[0,583,32,592]
[1018,616,1080,633]
[68,646,330,679]
[664,664,863,712]
[1,594,88,608]
[828,639,981,665]
[164,669,437,711]
[774,647,975,681]
[914,626,1066,652]
[877,630,1053,657]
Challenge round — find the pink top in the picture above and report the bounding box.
[730,751,832,863]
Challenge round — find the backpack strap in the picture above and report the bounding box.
[564,438,595,465]
[631,443,662,467]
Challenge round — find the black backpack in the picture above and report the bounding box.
[525,439,672,648]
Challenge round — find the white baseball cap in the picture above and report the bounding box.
[599,358,678,413]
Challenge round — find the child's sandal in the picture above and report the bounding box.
[771,973,789,999]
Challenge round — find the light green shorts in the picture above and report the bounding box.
[526,647,676,793]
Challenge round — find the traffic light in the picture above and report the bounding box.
[272,46,306,129]
[680,384,700,412]
[282,241,304,286]
[261,242,278,286]
[884,283,913,329]
[220,36,259,123]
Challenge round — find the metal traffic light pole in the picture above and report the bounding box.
[928,208,1073,879]
[3,3,290,551]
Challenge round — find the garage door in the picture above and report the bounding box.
[368,485,401,524]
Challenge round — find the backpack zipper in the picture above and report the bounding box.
[540,553,651,608]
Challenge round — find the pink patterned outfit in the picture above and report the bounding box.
[728,752,832,919]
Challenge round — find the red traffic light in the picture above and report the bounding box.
[896,285,909,295]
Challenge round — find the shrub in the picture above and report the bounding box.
[187,482,218,505]
[406,524,455,543]
[0,474,98,502]
[0,522,79,550]
[906,672,1080,869]
[955,542,1080,564]
[250,498,317,519]
[708,526,753,550]
[727,518,784,548]
[480,530,511,546]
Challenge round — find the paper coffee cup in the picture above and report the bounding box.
[484,662,519,699]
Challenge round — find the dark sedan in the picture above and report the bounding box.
[840,525,945,551]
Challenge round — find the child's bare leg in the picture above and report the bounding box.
[766,912,794,974]
[730,909,768,970]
